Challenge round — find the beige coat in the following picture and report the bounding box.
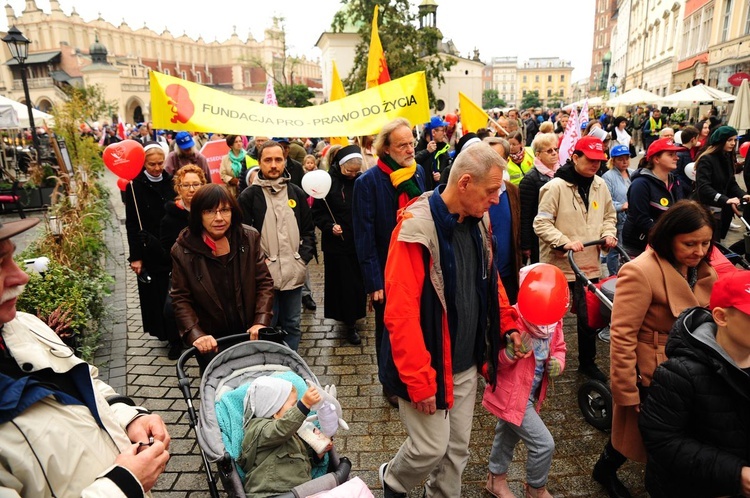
[0,313,149,497]
[533,175,617,281]
[219,154,241,197]
[609,249,716,462]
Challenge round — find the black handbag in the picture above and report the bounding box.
[629,143,637,158]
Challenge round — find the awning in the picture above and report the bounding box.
[5,51,60,66]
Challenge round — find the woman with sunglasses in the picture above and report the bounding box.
[519,133,560,264]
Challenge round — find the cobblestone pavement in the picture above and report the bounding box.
[13,166,744,498]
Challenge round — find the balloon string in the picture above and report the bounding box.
[129,180,143,231]
[324,199,344,241]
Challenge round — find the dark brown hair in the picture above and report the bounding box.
[257,140,283,161]
[188,183,242,236]
[648,200,714,266]
[225,135,242,148]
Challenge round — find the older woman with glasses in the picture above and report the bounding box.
[159,164,207,359]
[170,184,274,371]
[519,133,560,264]
[125,142,175,344]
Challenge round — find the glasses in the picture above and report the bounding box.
[202,207,232,218]
[391,142,415,152]
[179,183,203,190]
[543,148,559,154]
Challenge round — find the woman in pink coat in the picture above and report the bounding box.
[483,264,567,498]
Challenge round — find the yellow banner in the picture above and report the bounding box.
[150,71,430,137]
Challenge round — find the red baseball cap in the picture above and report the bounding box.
[646,137,682,161]
[574,136,608,161]
[710,270,750,314]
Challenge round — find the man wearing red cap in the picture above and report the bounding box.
[0,217,171,495]
[640,270,750,498]
[533,135,618,382]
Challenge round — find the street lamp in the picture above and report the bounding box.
[2,26,38,153]
[610,72,618,96]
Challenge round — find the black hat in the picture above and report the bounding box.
[0,218,40,242]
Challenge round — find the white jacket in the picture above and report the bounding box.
[0,313,149,498]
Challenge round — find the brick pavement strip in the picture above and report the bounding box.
[94,194,652,497]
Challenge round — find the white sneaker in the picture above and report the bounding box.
[730,222,742,231]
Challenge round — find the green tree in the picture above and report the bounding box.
[276,84,315,107]
[482,89,506,109]
[331,0,455,105]
[521,90,542,109]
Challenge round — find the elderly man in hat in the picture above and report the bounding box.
[352,118,426,407]
[416,116,452,190]
[0,218,171,496]
[164,131,211,181]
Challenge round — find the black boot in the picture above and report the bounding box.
[592,441,631,498]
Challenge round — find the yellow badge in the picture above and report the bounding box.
[591,200,599,210]
[288,199,297,208]
[659,197,669,206]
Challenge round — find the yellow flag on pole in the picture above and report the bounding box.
[458,91,489,134]
[330,62,348,146]
[331,61,346,101]
[366,5,391,89]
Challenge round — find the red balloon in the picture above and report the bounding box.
[517,264,570,325]
[739,141,750,158]
[116,178,130,191]
[103,139,145,181]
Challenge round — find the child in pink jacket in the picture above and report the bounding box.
[483,266,567,498]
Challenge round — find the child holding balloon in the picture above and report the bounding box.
[483,263,568,498]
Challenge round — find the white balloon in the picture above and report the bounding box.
[684,162,696,181]
[301,169,332,199]
[34,257,50,273]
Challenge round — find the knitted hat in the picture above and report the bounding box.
[245,376,294,419]
[708,125,738,145]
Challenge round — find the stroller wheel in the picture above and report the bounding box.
[577,379,612,431]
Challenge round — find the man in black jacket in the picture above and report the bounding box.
[238,140,316,351]
[640,271,750,498]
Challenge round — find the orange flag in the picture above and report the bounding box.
[366,5,391,89]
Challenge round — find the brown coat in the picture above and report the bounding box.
[170,224,274,345]
[609,249,717,462]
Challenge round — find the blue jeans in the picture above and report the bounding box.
[271,287,303,351]
[606,222,624,276]
[489,401,555,488]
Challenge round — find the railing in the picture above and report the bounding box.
[12,77,53,89]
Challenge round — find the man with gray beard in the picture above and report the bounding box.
[0,217,171,496]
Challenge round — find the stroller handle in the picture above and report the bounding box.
[176,333,252,381]
[566,239,629,277]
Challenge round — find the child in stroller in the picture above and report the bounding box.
[239,377,333,497]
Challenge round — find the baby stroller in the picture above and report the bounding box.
[176,334,352,498]
[568,240,631,431]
